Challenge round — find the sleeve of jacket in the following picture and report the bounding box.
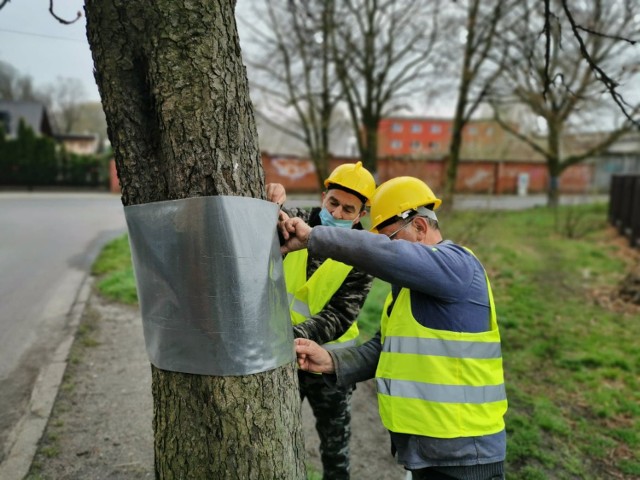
[292,266,373,344]
[325,332,382,387]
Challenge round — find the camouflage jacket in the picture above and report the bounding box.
[284,207,373,344]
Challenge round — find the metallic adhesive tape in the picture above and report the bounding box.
[124,195,293,376]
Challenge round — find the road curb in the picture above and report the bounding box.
[0,275,94,480]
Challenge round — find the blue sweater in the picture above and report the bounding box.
[307,226,506,470]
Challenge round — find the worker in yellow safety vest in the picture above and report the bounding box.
[267,161,375,480]
[280,176,508,480]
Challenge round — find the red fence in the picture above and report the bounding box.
[110,155,594,196]
[263,155,593,195]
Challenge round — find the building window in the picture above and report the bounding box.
[468,126,478,135]
[391,140,402,149]
[411,141,421,149]
[486,127,494,136]
[430,124,442,134]
[429,141,439,150]
[391,123,402,132]
[411,123,422,133]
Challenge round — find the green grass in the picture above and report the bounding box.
[93,202,639,479]
[92,234,138,304]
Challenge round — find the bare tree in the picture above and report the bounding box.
[439,0,513,209]
[43,77,88,133]
[84,0,304,477]
[330,0,441,174]
[243,0,342,188]
[490,0,640,207]
[541,0,640,127]
[0,61,39,101]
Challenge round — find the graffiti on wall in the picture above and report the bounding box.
[271,157,316,180]
[463,168,492,187]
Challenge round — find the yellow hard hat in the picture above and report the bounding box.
[369,176,442,233]
[324,161,376,203]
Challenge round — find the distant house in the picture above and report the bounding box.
[374,115,640,194]
[0,100,54,138]
[378,116,540,161]
[55,133,101,155]
[589,130,640,192]
[378,117,452,158]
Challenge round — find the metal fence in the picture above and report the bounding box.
[609,174,640,247]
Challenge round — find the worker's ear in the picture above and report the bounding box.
[413,216,428,241]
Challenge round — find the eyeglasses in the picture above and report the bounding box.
[386,218,413,239]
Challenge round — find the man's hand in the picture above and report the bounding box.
[279,217,312,254]
[266,183,286,206]
[294,338,335,374]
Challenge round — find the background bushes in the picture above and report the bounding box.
[0,120,109,188]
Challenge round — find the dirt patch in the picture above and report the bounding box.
[618,262,640,305]
[592,229,640,314]
[26,294,405,479]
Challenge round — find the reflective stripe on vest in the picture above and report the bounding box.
[288,293,311,319]
[283,249,359,348]
[375,250,507,439]
[382,336,502,359]
[376,378,507,404]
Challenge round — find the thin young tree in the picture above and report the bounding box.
[489,0,640,207]
[439,0,512,209]
[43,77,87,134]
[243,0,342,189]
[84,1,305,478]
[0,61,39,102]
[330,0,441,174]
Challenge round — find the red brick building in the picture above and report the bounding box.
[110,116,599,195]
[378,117,451,157]
[258,116,594,195]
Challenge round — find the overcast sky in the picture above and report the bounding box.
[0,0,99,100]
[0,1,451,117]
[0,0,256,104]
[1,2,635,125]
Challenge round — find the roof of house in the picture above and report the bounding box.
[0,100,54,137]
[54,133,99,142]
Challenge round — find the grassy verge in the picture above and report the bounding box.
[91,234,138,305]
[92,202,639,479]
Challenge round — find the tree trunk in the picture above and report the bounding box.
[311,149,330,192]
[361,121,378,175]
[442,112,465,212]
[546,122,562,208]
[84,1,305,478]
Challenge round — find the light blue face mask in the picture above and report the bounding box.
[319,208,355,229]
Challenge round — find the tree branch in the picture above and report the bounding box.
[492,107,551,159]
[559,0,639,127]
[49,0,81,25]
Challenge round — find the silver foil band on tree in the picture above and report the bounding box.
[124,195,293,376]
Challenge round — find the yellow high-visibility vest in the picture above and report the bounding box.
[375,267,507,438]
[283,249,359,349]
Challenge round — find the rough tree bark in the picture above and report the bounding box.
[84,1,305,478]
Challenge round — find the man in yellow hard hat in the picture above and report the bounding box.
[279,176,507,480]
[267,161,375,480]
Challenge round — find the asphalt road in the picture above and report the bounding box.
[0,191,127,464]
